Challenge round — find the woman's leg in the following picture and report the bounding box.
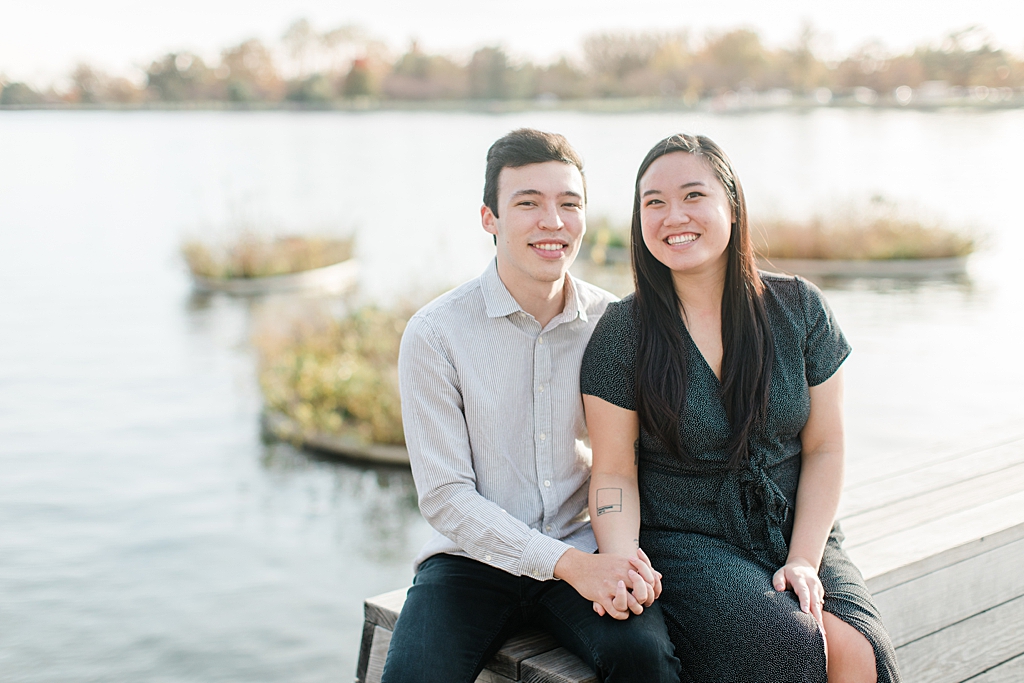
[822,611,878,683]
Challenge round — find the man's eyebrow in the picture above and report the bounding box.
[510,189,583,200]
[642,181,706,198]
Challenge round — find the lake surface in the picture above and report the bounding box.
[1,108,1023,682]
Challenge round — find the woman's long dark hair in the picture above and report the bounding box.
[631,134,774,468]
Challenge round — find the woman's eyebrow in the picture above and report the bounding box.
[642,181,706,198]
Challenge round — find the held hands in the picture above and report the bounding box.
[773,558,827,643]
[591,549,663,620]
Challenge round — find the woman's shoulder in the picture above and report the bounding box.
[758,270,828,325]
[584,294,638,362]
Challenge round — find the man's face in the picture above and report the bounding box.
[481,161,586,291]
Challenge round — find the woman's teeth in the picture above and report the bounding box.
[667,234,698,245]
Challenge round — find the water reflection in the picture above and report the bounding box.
[258,442,421,564]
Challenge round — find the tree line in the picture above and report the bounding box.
[2,21,1021,106]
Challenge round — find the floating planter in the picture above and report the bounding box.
[757,255,969,279]
[190,258,358,294]
[261,410,408,465]
[254,303,408,464]
[183,234,357,295]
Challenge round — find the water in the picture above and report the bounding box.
[1,108,1023,682]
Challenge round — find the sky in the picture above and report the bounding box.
[3,0,1024,86]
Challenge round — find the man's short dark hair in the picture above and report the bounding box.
[483,128,586,218]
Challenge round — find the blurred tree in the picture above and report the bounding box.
[383,41,468,99]
[342,58,374,97]
[282,18,317,78]
[220,39,284,102]
[535,57,590,99]
[468,47,511,99]
[70,63,103,103]
[699,29,769,91]
[0,82,45,105]
[146,52,214,101]
[287,72,335,102]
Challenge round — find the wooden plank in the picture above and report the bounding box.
[486,628,560,680]
[840,439,1024,518]
[356,619,377,683]
[521,648,597,683]
[969,653,1024,683]
[476,670,517,683]
[895,594,1024,683]
[844,432,1024,489]
[364,587,408,630]
[872,534,1024,647]
[840,461,1024,546]
[846,489,1024,580]
[865,523,1024,593]
[365,625,392,683]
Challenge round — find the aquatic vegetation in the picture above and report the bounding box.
[254,304,407,445]
[754,206,976,260]
[182,234,353,279]
[583,205,975,264]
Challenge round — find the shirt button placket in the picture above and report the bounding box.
[535,330,555,530]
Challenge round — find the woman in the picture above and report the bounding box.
[580,134,900,682]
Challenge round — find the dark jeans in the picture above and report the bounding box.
[380,554,681,683]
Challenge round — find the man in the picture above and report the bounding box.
[381,129,680,683]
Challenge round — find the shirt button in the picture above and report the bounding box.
[545,525,552,532]
[538,336,544,344]
[538,385,544,392]
[543,480,551,487]
[485,554,492,561]
[540,433,546,441]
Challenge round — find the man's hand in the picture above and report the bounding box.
[554,548,660,620]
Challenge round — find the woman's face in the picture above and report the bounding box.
[639,151,734,278]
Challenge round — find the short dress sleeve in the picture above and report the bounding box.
[581,298,637,411]
[797,277,852,386]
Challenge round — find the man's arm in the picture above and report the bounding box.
[399,315,570,580]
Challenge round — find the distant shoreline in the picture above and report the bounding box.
[2,95,1022,114]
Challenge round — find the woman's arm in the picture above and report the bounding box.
[773,368,846,632]
[583,394,662,615]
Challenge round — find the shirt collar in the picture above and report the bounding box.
[480,258,587,324]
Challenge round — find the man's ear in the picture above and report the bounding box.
[481,204,498,238]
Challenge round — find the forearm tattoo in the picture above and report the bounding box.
[596,488,623,515]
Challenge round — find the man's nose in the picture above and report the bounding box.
[538,204,564,229]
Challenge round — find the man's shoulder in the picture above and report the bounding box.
[571,275,619,319]
[409,277,485,327]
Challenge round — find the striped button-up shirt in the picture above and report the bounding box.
[399,259,616,580]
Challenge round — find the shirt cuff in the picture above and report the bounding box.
[518,532,573,581]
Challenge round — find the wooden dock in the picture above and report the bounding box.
[357,431,1024,682]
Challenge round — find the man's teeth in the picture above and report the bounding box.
[533,243,565,251]
[667,234,698,245]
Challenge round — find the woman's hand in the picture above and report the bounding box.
[773,558,827,639]
[592,548,663,617]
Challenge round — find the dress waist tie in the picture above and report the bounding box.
[737,460,791,567]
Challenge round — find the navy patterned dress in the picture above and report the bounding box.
[581,273,900,683]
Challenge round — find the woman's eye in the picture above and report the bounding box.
[645,199,663,207]
[685,191,703,200]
